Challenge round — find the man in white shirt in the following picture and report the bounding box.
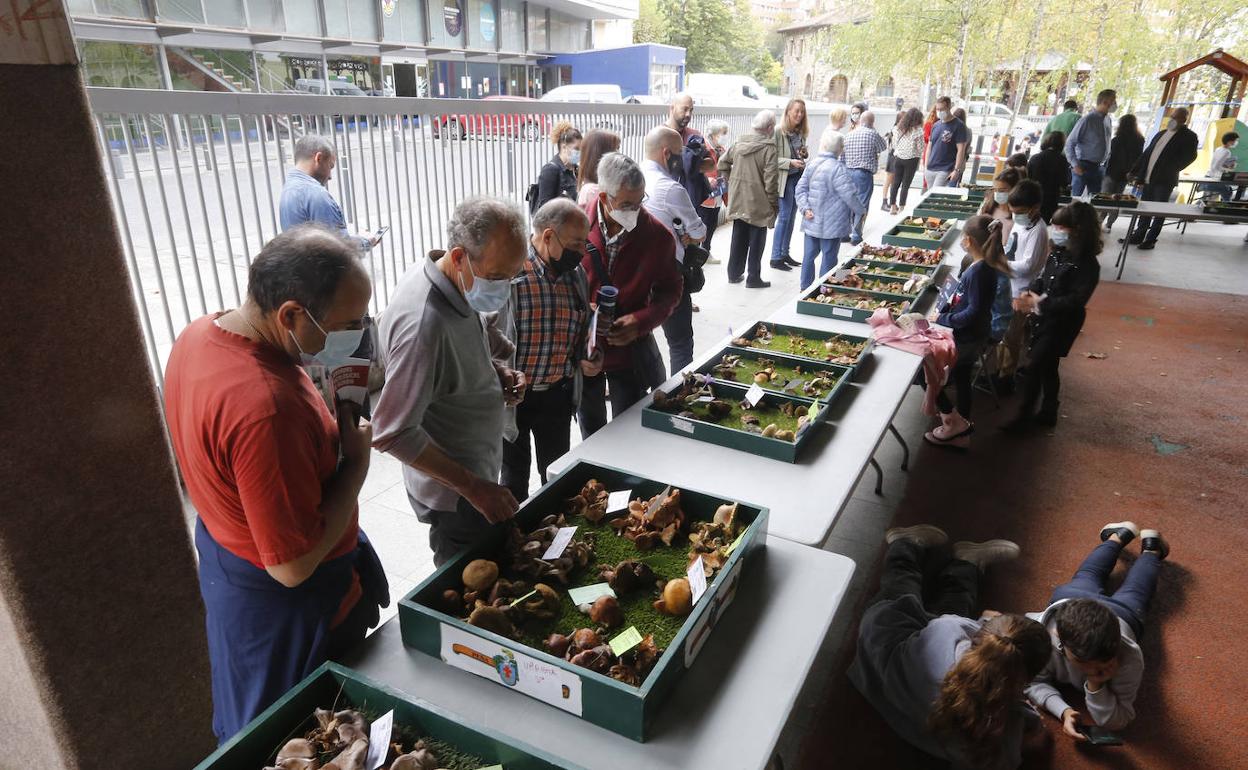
[641,126,707,373]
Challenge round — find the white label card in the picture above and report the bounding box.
[745,383,765,406]
[541,526,577,560]
[568,583,616,606]
[696,395,715,402]
[832,307,853,317]
[670,416,695,433]
[687,556,708,604]
[365,709,394,770]
[441,623,583,716]
[606,489,631,513]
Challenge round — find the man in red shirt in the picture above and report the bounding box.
[164,225,382,743]
[577,152,683,436]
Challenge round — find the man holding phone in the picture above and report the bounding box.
[280,134,382,251]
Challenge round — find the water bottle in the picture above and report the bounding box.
[595,286,617,349]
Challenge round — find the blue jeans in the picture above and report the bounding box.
[848,168,874,244]
[1048,540,1160,638]
[801,235,841,290]
[771,172,801,262]
[1070,164,1104,197]
[1198,181,1233,202]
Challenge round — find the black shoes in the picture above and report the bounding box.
[1100,521,1139,545]
[1137,241,1157,250]
[745,279,771,289]
[999,413,1034,433]
[769,260,792,272]
[783,256,801,268]
[1035,402,1059,427]
[728,275,744,284]
[1141,529,1169,559]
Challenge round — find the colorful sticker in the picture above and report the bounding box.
[441,624,583,715]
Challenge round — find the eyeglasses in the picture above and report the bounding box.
[609,192,648,212]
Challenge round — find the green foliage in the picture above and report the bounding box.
[635,0,784,90]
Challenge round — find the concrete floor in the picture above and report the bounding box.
[353,185,1248,767]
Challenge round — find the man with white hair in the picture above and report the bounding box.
[578,152,683,436]
[280,134,373,250]
[718,109,779,288]
[372,196,530,565]
[842,110,887,245]
[642,126,707,373]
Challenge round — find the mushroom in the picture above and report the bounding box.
[545,632,573,658]
[608,661,641,686]
[570,628,602,650]
[761,423,778,437]
[388,741,439,770]
[713,502,738,529]
[775,429,795,442]
[753,372,770,383]
[467,605,515,637]
[654,577,693,616]
[589,595,624,629]
[462,559,499,592]
[600,560,656,594]
[440,589,462,614]
[521,583,560,620]
[270,738,317,770]
[706,400,733,420]
[568,644,614,673]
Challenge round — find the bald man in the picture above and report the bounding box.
[1127,107,1199,249]
[666,92,701,143]
[642,126,707,372]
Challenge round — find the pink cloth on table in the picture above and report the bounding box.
[867,308,957,416]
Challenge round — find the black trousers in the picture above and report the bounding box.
[887,156,920,207]
[577,368,651,439]
[1019,333,1062,415]
[874,539,981,618]
[697,204,720,252]
[916,341,984,418]
[728,219,768,282]
[501,379,575,502]
[423,495,497,567]
[1129,182,1175,244]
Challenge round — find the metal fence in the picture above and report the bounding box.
[87,88,830,385]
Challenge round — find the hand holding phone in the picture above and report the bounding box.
[1077,723,1124,746]
[370,225,390,247]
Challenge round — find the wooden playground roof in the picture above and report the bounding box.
[1159,49,1248,83]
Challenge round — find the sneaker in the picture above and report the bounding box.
[1140,529,1170,560]
[885,524,949,548]
[745,279,771,289]
[952,539,1021,570]
[1099,521,1139,545]
[924,430,970,450]
[890,205,900,215]
[769,260,792,272]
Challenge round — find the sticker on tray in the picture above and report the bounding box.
[745,383,765,406]
[606,489,631,513]
[684,553,744,667]
[365,709,394,770]
[609,626,644,656]
[696,395,715,402]
[568,582,616,607]
[670,416,695,433]
[541,526,577,560]
[441,623,583,716]
[832,307,853,317]
[687,556,708,604]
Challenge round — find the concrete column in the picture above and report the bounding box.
[0,4,214,768]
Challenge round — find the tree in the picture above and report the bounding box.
[635,0,781,82]
[633,0,671,46]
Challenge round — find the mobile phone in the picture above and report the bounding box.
[372,225,390,244]
[1077,724,1123,746]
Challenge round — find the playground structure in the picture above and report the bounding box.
[1155,49,1248,182]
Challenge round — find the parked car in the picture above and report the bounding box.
[540,84,624,104]
[294,78,370,97]
[430,96,549,140]
[959,101,1043,147]
[686,73,785,109]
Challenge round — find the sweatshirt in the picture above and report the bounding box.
[1024,599,1144,730]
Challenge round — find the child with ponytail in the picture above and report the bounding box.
[850,525,1050,769]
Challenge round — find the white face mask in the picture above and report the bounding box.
[609,206,640,231]
[292,309,365,367]
[1050,228,1070,247]
[993,191,1009,204]
[459,256,512,313]
[1167,118,1178,131]
[937,110,951,121]
[1014,212,1033,228]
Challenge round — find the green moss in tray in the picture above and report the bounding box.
[849,262,934,280]
[709,353,842,399]
[279,703,487,770]
[808,287,908,313]
[858,243,943,265]
[733,323,866,364]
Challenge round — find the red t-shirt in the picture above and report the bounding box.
[164,315,359,571]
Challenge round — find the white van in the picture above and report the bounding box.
[540,84,624,104]
[686,73,781,108]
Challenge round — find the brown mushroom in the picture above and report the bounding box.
[589,595,625,629]
[568,644,614,673]
[521,583,560,620]
[775,429,795,442]
[713,502,739,529]
[467,605,515,637]
[600,560,656,594]
[570,627,602,650]
[545,632,573,658]
[653,577,693,616]
[462,559,499,592]
[388,741,439,770]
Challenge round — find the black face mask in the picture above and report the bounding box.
[545,235,582,277]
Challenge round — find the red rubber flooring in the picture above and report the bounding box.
[797,281,1248,769]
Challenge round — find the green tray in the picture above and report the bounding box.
[857,243,945,266]
[399,461,769,742]
[642,380,832,463]
[912,204,977,219]
[728,320,873,368]
[882,223,955,249]
[1203,201,1248,217]
[194,662,572,770]
[695,346,854,402]
[1089,195,1139,208]
[796,273,919,322]
[840,257,940,279]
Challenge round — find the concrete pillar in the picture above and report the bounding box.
[0,5,214,768]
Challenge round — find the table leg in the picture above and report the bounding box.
[869,457,884,496]
[888,422,910,471]
[1116,213,1136,280]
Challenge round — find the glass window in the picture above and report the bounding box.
[67,0,95,14]
[205,1,247,27]
[156,0,204,24]
[400,1,426,42]
[323,0,350,37]
[526,5,547,52]
[348,0,378,39]
[92,0,148,17]
[548,11,585,52]
[247,0,285,32]
[284,0,321,36]
[428,0,466,47]
[467,0,497,50]
[79,41,161,88]
[500,0,523,52]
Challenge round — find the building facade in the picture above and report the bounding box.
[68,0,638,99]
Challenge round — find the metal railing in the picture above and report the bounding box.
[87,88,828,385]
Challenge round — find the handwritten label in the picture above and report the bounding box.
[541,526,577,560]
[568,583,616,607]
[365,709,394,770]
[832,307,853,317]
[669,416,695,433]
[745,383,765,406]
[441,624,583,715]
[687,556,708,603]
[609,626,643,656]
[606,489,631,513]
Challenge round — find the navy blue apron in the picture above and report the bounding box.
[195,518,388,743]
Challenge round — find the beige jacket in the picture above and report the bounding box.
[718,131,779,228]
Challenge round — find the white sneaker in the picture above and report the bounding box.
[952,539,1020,569]
[885,524,949,548]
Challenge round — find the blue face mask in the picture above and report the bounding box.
[993,191,1009,205]
[291,309,365,366]
[569,149,581,165]
[1014,212,1034,228]
[1050,228,1070,247]
[459,255,512,313]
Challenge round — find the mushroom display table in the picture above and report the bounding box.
[343,536,855,769]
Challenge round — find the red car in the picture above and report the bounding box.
[431,96,549,140]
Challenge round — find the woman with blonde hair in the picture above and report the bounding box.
[533,120,582,210]
[575,128,621,206]
[769,97,810,271]
[850,525,1050,769]
[828,106,849,134]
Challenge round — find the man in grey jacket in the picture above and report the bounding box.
[372,196,529,565]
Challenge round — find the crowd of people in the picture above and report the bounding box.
[160,89,1185,760]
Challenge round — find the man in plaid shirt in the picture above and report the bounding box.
[496,199,602,500]
[843,111,887,245]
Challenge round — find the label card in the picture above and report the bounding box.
[568,583,616,607]
[782,378,803,393]
[644,486,672,519]
[670,416,695,433]
[441,624,583,715]
[365,709,394,770]
[745,383,765,406]
[509,589,537,608]
[832,307,853,317]
[609,626,643,656]
[687,556,708,604]
[541,526,577,560]
[696,394,715,402]
[606,489,631,513]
